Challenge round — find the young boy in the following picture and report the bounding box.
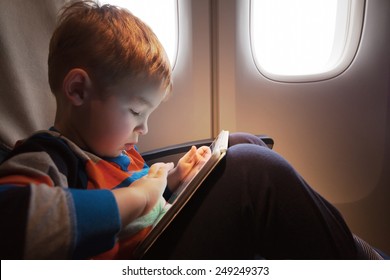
[0,0,210,259]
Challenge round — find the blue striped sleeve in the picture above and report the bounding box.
[67,188,121,259]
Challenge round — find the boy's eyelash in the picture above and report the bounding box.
[130,109,140,116]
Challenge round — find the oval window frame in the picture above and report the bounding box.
[250,0,366,82]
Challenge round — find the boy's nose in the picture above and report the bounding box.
[136,121,148,135]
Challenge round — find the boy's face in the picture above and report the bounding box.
[76,78,166,157]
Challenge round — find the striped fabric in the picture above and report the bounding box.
[0,129,164,259]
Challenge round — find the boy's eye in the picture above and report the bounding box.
[130,109,140,116]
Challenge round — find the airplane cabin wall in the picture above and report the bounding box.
[217,0,390,253]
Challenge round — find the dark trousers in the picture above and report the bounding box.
[144,133,358,259]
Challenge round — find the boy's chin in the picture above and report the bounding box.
[94,149,123,158]
[107,151,123,158]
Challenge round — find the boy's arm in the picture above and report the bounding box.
[0,137,173,259]
[0,137,121,259]
[0,183,121,260]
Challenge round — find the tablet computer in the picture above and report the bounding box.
[133,130,229,258]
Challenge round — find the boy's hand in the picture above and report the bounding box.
[167,146,211,192]
[113,162,174,226]
[131,162,174,212]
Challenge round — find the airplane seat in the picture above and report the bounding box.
[0,0,59,165]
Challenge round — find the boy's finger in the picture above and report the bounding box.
[149,162,170,176]
[197,146,211,157]
[156,162,174,177]
[164,162,175,172]
[149,162,174,177]
[148,162,161,175]
[183,146,197,160]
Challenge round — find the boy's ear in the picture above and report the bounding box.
[62,68,93,106]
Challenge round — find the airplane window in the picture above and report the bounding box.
[100,0,178,68]
[250,0,365,82]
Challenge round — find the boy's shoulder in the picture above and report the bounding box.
[14,129,68,151]
[0,129,85,187]
[5,129,113,165]
[4,129,81,163]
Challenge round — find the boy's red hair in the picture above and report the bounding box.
[48,0,172,96]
